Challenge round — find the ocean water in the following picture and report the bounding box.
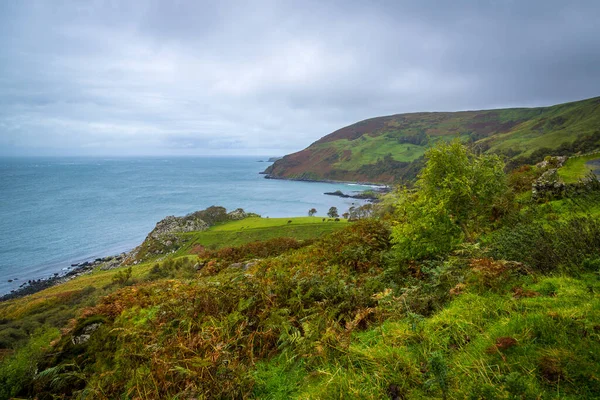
[0,157,373,295]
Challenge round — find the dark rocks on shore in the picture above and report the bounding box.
[324,187,389,202]
[0,252,131,302]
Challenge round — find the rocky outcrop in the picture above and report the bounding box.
[132,206,255,262]
[149,215,209,240]
[532,155,600,201]
[535,156,568,170]
[532,169,566,201]
[227,208,248,220]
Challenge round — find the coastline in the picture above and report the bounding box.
[0,251,132,302]
[262,173,392,189]
[0,172,386,302]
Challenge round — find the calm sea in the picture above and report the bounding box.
[0,157,372,295]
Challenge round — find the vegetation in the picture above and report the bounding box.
[265,96,600,184]
[392,139,510,260]
[557,152,600,182]
[1,140,600,399]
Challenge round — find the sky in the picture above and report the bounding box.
[1,0,599,157]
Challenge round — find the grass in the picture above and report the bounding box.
[313,135,427,166]
[175,216,347,255]
[256,274,600,399]
[558,152,600,182]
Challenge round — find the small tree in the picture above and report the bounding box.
[112,266,132,286]
[392,139,509,260]
[308,208,317,217]
[327,207,339,218]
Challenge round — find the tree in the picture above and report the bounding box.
[348,203,374,220]
[308,208,317,217]
[327,206,339,218]
[392,139,509,260]
[112,266,132,286]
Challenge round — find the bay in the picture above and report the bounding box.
[0,156,372,295]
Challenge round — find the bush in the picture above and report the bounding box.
[392,139,510,261]
[485,217,600,273]
[111,267,132,286]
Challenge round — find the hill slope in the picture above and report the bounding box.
[264,96,600,184]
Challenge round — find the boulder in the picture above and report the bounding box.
[72,323,102,345]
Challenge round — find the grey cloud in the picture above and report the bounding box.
[0,0,599,156]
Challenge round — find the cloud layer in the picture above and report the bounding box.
[1,0,599,156]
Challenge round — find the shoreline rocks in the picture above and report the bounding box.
[0,252,132,302]
[0,206,253,302]
[324,189,388,202]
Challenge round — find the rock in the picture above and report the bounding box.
[227,208,247,220]
[150,215,209,240]
[532,168,566,201]
[536,155,568,170]
[72,323,102,345]
[243,261,257,270]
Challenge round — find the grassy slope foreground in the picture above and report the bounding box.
[264,96,600,184]
[1,142,600,399]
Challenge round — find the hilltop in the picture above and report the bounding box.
[264,96,600,184]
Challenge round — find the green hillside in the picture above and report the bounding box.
[264,96,600,184]
[2,142,600,399]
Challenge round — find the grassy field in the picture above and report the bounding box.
[175,216,347,255]
[558,152,600,182]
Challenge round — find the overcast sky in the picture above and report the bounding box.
[1,0,599,156]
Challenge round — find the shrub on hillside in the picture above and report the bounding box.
[485,217,600,273]
[392,139,511,261]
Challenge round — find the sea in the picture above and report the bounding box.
[0,157,374,295]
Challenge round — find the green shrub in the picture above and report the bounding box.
[486,217,600,273]
[111,266,132,286]
[392,139,510,261]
